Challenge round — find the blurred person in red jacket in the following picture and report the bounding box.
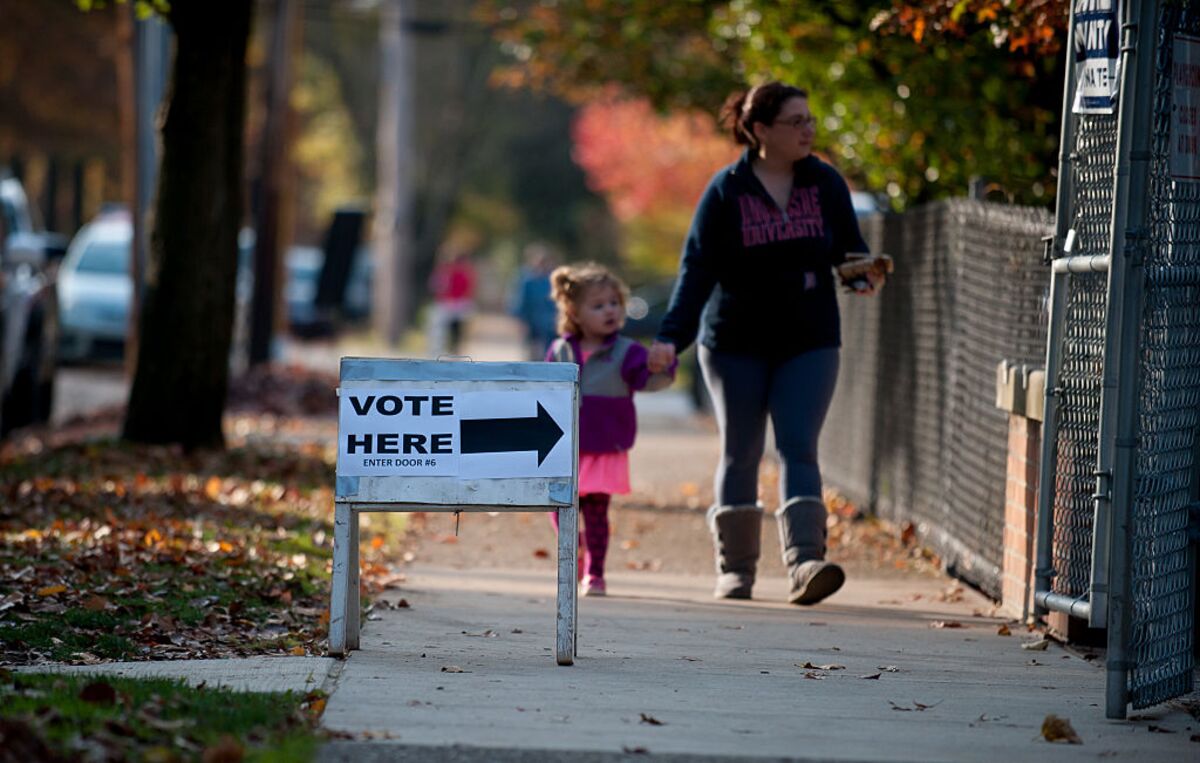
[427,246,477,356]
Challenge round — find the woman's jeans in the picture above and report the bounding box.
[699,346,840,507]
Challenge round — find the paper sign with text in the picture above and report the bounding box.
[1172,34,1200,181]
[1072,0,1121,115]
[337,387,572,479]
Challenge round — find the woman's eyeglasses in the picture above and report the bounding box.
[774,115,817,130]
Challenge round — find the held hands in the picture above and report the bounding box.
[647,340,676,374]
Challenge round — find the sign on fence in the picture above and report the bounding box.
[1073,0,1121,114]
[1171,34,1200,180]
[329,358,580,665]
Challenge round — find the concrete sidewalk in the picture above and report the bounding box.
[317,566,1197,762]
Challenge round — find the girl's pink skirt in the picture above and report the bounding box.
[578,450,630,495]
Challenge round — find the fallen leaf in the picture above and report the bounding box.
[859,673,882,680]
[83,594,110,612]
[371,536,384,550]
[997,624,1012,636]
[620,539,640,550]
[929,620,966,629]
[441,665,468,673]
[1022,638,1051,651]
[201,734,244,763]
[1041,714,1082,744]
[204,476,223,500]
[35,585,66,597]
[797,661,844,670]
[289,646,306,656]
[70,652,103,665]
[79,681,117,705]
[639,713,665,726]
[532,548,550,559]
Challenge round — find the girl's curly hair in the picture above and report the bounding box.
[550,262,629,337]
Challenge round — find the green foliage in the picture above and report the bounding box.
[76,0,171,20]
[482,0,1065,208]
[291,52,369,235]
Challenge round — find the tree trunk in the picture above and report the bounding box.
[122,1,252,449]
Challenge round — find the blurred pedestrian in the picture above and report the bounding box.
[508,242,559,360]
[647,82,885,605]
[546,262,676,596]
[427,246,477,356]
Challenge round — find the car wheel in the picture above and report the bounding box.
[1,331,49,435]
[33,319,55,424]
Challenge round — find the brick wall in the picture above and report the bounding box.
[1001,413,1041,621]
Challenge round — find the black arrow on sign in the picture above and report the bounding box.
[459,402,565,466]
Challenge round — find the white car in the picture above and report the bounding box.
[57,209,134,362]
[0,172,62,434]
[58,210,256,367]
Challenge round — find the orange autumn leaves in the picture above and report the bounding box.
[571,97,737,273]
[572,98,736,223]
[877,0,1066,56]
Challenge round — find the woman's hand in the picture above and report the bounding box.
[648,341,677,373]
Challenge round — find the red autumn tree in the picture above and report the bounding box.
[571,98,737,275]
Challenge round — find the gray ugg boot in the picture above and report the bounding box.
[707,504,763,599]
[776,496,844,605]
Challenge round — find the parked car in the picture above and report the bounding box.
[58,209,255,365]
[0,171,63,434]
[57,209,133,361]
[284,243,373,337]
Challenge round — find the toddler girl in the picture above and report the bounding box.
[546,263,675,596]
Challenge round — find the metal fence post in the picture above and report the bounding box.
[1034,0,1081,618]
[1102,0,1160,720]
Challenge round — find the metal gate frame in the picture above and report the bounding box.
[1035,0,1198,720]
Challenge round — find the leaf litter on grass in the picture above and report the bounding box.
[0,391,410,665]
[0,671,324,762]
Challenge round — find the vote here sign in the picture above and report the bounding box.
[337,375,574,480]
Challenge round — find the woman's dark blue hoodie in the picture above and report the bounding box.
[656,150,869,358]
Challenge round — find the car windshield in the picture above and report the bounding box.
[75,240,129,274]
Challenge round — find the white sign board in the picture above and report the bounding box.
[330,358,581,665]
[1172,34,1200,181]
[335,358,579,508]
[337,388,573,478]
[1072,0,1121,115]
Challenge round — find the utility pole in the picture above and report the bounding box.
[127,12,170,377]
[250,0,301,366]
[372,0,415,346]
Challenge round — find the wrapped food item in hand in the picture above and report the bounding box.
[836,253,893,293]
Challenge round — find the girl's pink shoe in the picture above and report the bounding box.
[581,575,606,597]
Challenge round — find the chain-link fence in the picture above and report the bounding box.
[820,199,1052,598]
[1050,112,1119,601]
[1126,0,1200,710]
